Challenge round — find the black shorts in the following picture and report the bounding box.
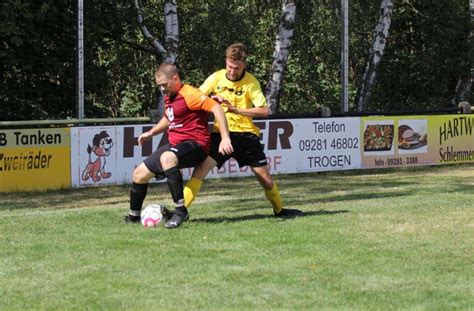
[210,132,268,168]
[143,140,207,180]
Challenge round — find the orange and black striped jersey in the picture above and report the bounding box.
[199,69,267,136]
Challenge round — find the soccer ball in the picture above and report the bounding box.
[140,204,164,228]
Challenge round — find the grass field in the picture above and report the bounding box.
[1,165,473,310]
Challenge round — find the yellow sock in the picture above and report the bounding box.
[184,177,203,208]
[264,183,283,213]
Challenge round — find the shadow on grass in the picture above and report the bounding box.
[2,164,472,211]
[190,209,349,224]
[218,189,410,213]
[287,190,410,207]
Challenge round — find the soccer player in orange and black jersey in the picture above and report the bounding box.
[124,63,233,229]
[183,43,304,220]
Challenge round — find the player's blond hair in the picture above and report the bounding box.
[225,43,248,62]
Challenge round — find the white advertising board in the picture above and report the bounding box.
[290,118,361,172]
[71,118,362,188]
[71,125,162,187]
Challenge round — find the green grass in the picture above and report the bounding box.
[1,165,473,310]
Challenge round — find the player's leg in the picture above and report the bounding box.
[251,165,304,218]
[124,163,157,223]
[230,132,283,214]
[251,165,281,212]
[184,132,229,208]
[163,141,207,229]
[236,132,304,218]
[160,150,184,209]
[162,154,189,228]
[184,156,218,207]
[124,145,169,223]
[159,149,190,229]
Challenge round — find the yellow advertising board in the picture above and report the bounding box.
[432,115,474,164]
[0,128,71,192]
[361,115,474,168]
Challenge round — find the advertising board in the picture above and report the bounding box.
[70,118,362,187]
[0,128,71,192]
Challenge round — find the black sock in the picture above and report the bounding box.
[164,166,184,207]
[130,182,148,214]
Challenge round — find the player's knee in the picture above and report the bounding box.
[260,178,274,190]
[133,164,149,183]
[160,151,178,170]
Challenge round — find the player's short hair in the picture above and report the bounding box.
[156,63,178,79]
[225,43,248,62]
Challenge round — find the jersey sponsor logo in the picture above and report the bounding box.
[234,87,243,96]
[166,107,174,122]
[216,85,243,96]
[169,124,183,130]
[166,106,184,129]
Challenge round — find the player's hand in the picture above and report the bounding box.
[218,137,233,155]
[211,95,224,103]
[137,132,152,146]
[212,96,234,113]
[222,101,238,114]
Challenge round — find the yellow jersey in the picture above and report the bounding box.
[199,69,267,136]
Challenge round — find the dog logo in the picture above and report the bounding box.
[81,131,113,182]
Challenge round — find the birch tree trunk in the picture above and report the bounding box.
[265,0,296,115]
[470,0,474,102]
[452,0,474,106]
[163,0,179,64]
[133,0,179,117]
[132,0,178,64]
[356,0,394,112]
[451,76,471,106]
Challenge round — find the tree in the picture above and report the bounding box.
[448,0,472,106]
[0,1,76,121]
[265,0,296,114]
[126,0,179,117]
[466,0,474,103]
[370,0,470,111]
[1,1,470,120]
[129,0,291,114]
[356,0,394,112]
[131,0,178,64]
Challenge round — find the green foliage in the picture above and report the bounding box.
[371,0,471,111]
[0,1,470,120]
[177,1,279,87]
[0,0,76,120]
[281,2,344,114]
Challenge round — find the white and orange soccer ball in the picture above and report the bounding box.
[140,204,164,228]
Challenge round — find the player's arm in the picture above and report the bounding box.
[210,103,233,155]
[138,116,170,146]
[226,104,269,118]
[183,85,233,155]
[221,79,269,118]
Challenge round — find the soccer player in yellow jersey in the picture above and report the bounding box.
[183,43,304,221]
